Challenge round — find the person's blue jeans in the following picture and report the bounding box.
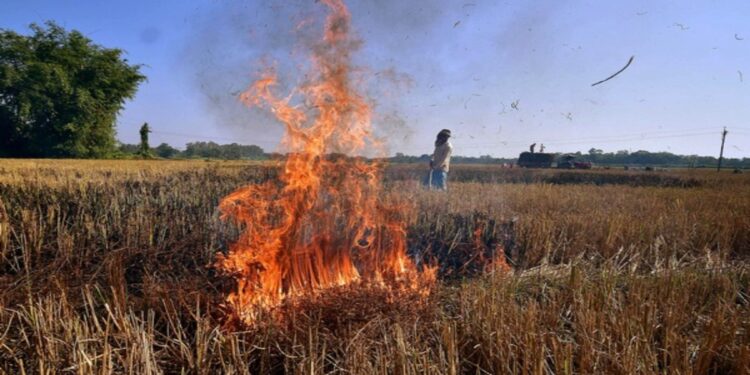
[426,169,448,190]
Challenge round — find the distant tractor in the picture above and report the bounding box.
[517,152,592,169]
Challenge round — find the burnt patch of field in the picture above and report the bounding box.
[408,212,516,279]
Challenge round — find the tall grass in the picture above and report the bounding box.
[1,160,748,373]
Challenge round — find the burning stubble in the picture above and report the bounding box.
[215,0,434,325]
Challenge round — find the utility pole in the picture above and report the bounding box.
[717,127,728,172]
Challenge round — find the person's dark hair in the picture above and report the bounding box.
[435,129,451,147]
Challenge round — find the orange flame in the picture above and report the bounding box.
[216,0,433,323]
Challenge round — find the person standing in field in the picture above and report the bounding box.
[428,129,453,190]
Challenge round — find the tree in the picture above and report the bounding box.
[185,141,222,158]
[154,143,179,158]
[0,22,145,157]
[139,122,151,156]
[183,141,266,159]
[117,143,140,155]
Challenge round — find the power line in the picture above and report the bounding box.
[453,126,723,145]
[545,126,721,142]
[544,131,719,146]
[453,130,721,148]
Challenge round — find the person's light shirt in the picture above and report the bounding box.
[431,142,453,172]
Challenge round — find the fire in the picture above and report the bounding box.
[215,0,433,324]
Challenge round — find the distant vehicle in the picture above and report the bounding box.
[517,152,555,168]
[556,155,592,169]
[574,161,592,169]
[517,153,592,169]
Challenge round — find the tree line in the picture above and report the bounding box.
[568,148,749,169]
[130,145,746,167]
[118,141,267,160]
[388,149,750,169]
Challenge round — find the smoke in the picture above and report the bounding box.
[183,1,304,148]
[183,0,572,155]
[183,0,432,151]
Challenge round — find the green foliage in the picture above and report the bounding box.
[0,22,145,158]
[138,123,152,157]
[575,150,750,168]
[117,143,140,155]
[183,141,265,159]
[389,150,750,168]
[154,143,179,158]
[116,141,267,160]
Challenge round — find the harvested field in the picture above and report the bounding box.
[1,159,749,373]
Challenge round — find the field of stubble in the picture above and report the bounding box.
[0,159,748,374]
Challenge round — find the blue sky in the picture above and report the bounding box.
[2,0,749,158]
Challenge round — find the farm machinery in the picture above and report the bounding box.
[517,152,592,169]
